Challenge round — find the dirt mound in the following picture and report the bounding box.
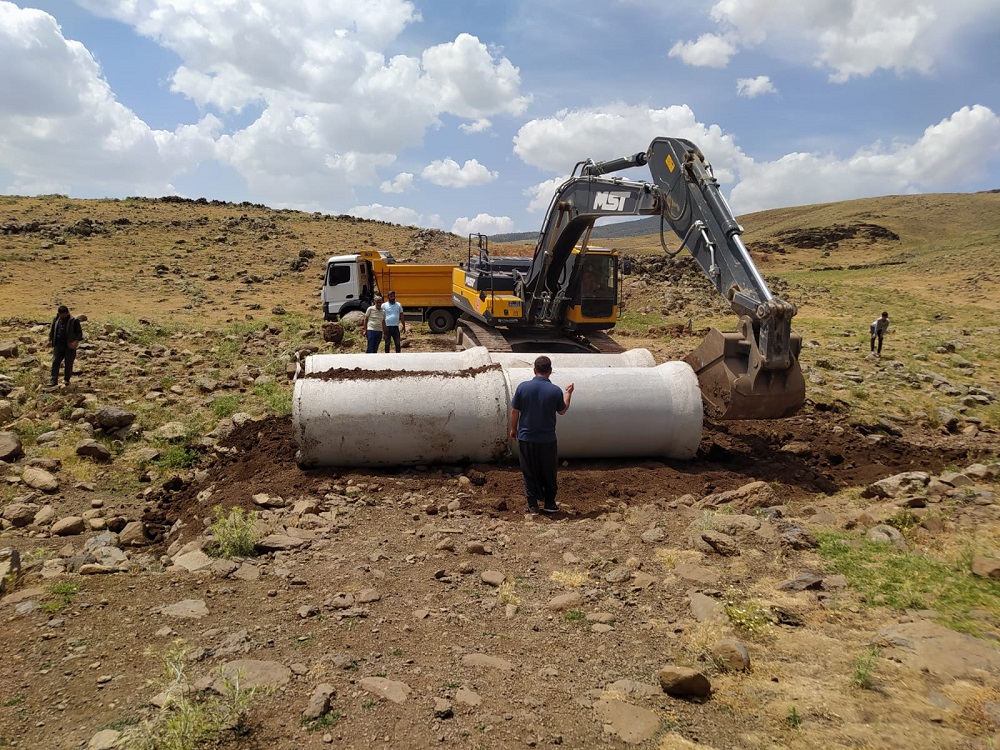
[142,407,980,547]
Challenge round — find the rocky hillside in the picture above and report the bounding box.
[1,193,999,750]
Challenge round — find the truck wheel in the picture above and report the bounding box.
[427,308,456,334]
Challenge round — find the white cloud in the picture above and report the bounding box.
[420,33,530,119]
[380,172,414,194]
[700,0,1000,82]
[729,105,1000,213]
[421,158,498,187]
[42,2,530,208]
[513,103,744,185]
[524,178,567,214]
[348,203,424,226]
[0,2,217,196]
[736,76,776,98]
[460,118,493,134]
[667,33,737,68]
[451,213,514,235]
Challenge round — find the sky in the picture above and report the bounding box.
[2,1,999,235]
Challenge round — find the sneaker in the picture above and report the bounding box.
[526,505,540,515]
[541,503,559,514]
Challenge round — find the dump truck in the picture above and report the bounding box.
[295,137,804,467]
[322,249,461,332]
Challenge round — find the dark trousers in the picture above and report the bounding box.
[384,325,401,353]
[51,344,76,384]
[365,330,383,353]
[518,440,559,509]
[871,332,884,354]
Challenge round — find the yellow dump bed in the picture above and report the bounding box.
[373,262,455,309]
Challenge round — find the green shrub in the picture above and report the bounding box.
[157,445,200,470]
[851,646,879,689]
[210,394,241,418]
[208,506,260,558]
[119,640,261,750]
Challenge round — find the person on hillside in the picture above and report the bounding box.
[382,290,406,353]
[509,356,574,515]
[870,311,889,355]
[362,296,386,353]
[48,305,83,387]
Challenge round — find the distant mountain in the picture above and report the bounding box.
[492,217,661,244]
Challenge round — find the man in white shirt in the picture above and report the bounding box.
[870,311,889,355]
[362,296,386,353]
[382,290,406,353]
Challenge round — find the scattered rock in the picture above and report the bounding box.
[0,431,24,462]
[360,676,412,704]
[302,683,336,720]
[21,466,59,493]
[593,699,660,744]
[658,666,712,698]
[710,639,751,672]
[76,439,113,462]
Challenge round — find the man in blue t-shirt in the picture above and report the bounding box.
[382,290,406,353]
[509,356,574,515]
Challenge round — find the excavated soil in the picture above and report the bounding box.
[144,408,984,549]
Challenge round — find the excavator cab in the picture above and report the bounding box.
[564,249,618,329]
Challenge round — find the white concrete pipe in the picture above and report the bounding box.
[293,348,703,466]
[294,348,508,466]
[490,349,656,369]
[503,360,702,460]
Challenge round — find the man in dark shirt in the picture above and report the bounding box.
[509,356,574,514]
[48,305,83,387]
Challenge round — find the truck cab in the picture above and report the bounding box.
[322,253,382,321]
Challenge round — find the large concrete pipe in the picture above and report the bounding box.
[490,349,656,369]
[503,360,702,460]
[293,347,702,467]
[294,348,508,467]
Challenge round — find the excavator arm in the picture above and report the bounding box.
[518,136,804,420]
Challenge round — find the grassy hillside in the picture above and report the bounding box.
[2,191,998,430]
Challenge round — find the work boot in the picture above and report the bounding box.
[541,503,559,514]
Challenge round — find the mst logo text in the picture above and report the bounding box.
[593,191,630,211]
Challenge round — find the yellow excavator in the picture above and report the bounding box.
[293,137,804,467]
[451,136,804,421]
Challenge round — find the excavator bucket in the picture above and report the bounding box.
[684,319,805,421]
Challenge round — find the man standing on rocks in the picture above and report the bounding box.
[870,311,889,355]
[382,290,405,353]
[362,296,386,353]
[48,305,83,387]
[509,356,574,515]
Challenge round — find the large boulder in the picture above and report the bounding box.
[0,431,23,462]
[21,466,59,493]
[1,502,39,527]
[93,406,136,430]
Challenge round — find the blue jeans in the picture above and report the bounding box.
[365,330,383,353]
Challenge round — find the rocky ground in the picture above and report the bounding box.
[2,310,1000,750]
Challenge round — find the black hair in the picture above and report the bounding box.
[57,305,69,314]
[533,355,552,374]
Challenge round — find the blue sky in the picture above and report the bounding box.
[2,0,999,234]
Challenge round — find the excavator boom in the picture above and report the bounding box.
[464,136,805,420]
